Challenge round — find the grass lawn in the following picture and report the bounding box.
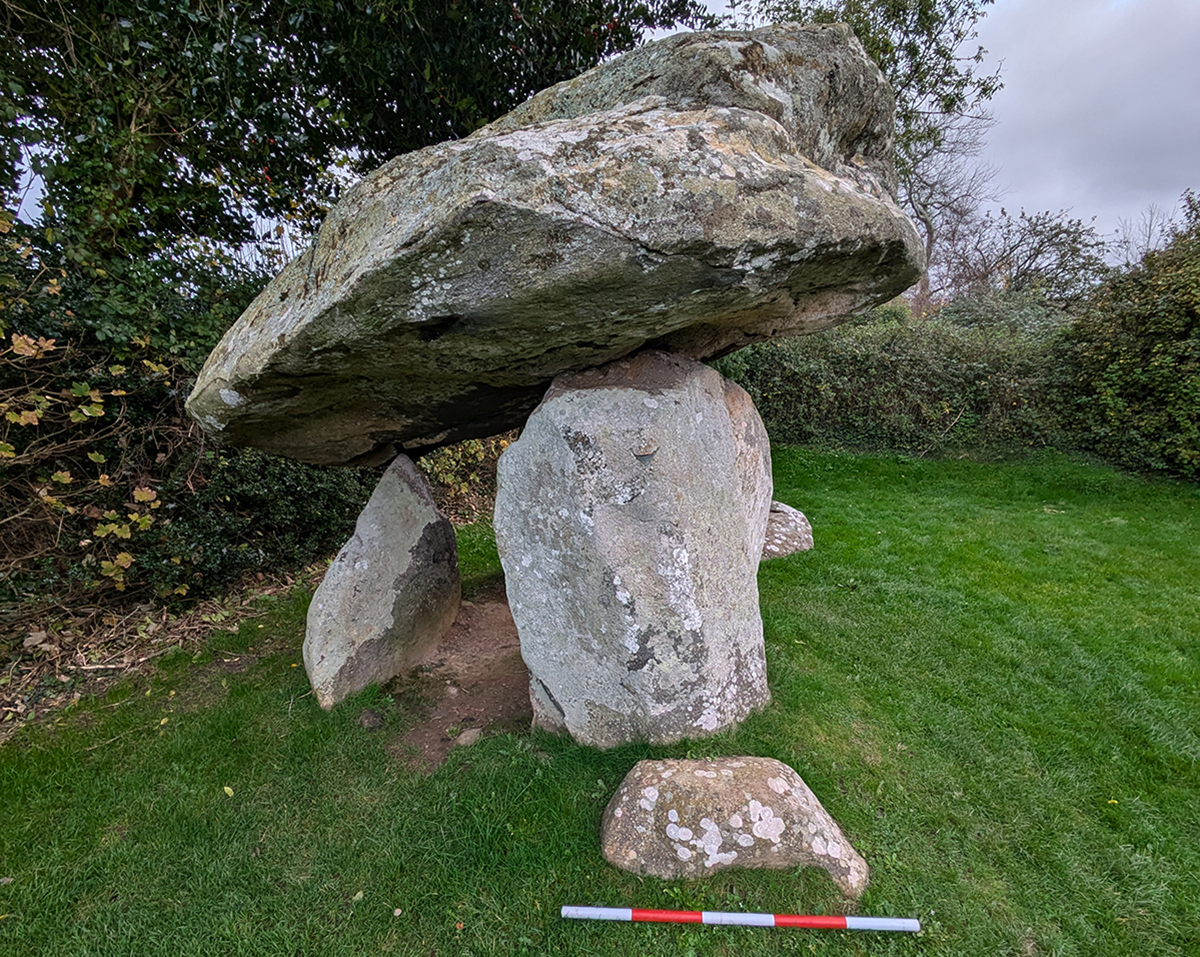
[2,448,1197,956]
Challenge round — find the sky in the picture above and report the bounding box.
[972,0,1200,239]
[695,0,1200,243]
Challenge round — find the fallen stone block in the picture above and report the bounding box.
[601,757,869,897]
[762,500,814,560]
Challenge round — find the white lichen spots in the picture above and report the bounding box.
[692,769,718,779]
[656,542,702,630]
[200,414,225,432]
[695,411,703,423]
[728,814,743,828]
[827,841,842,859]
[668,809,678,823]
[767,776,788,795]
[625,849,637,860]
[756,75,794,118]
[666,823,694,842]
[694,704,721,732]
[811,835,827,857]
[218,388,245,408]
[720,769,733,777]
[638,785,659,812]
[613,807,623,818]
[643,397,659,409]
[692,817,735,868]
[675,845,693,861]
[749,800,785,843]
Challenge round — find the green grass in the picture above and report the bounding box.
[2,449,1197,956]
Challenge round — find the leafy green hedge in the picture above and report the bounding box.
[714,306,1066,458]
[147,447,381,598]
[1056,193,1200,479]
[0,333,380,610]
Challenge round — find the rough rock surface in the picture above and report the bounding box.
[186,23,924,465]
[761,500,814,560]
[601,757,869,897]
[489,21,901,197]
[493,352,771,748]
[304,454,460,709]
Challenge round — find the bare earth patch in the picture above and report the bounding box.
[388,595,532,772]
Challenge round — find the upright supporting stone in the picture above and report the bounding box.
[304,454,460,709]
[494,351,772,748]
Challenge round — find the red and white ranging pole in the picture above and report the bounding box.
[562,906,920,933]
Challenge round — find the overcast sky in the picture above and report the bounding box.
[699,0,1200,241]
[973,0,1200,238]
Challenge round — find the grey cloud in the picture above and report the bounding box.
[976,0,1200,233]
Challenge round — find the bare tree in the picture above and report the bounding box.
[935,207,1110,307]
[1114,202,1177,266]
[902,110,1000,314]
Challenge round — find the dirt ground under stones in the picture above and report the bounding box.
[385,591,533,773]
[4,567,537,769]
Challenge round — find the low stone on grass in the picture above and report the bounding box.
[601,757,869,898]
[762,501,814,560]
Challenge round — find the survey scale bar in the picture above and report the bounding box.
[562,906,920,932]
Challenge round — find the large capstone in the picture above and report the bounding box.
[186,23,923,466]
[304,454,460,709]
[493,352,771,748]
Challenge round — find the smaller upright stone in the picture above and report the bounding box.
[304,454,460,709]
[761,501,814,560]
[601,757,869,898]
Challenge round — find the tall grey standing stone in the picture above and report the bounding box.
[304,454,460,709]
[493,351,772,748]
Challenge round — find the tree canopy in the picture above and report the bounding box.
[0,0,711,353]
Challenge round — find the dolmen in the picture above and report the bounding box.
[186,23,923,747]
